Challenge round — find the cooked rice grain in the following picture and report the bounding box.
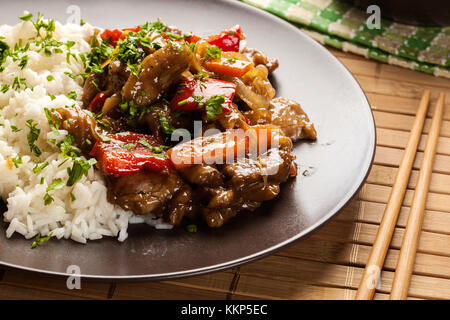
[0,20,171,244]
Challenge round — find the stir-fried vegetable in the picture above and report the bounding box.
[208,25,243,52]
[168,125,282,170]
[203,52,253,77]
[170,76,236,118]
[90,132,172,176]
[88,92,108,113]
[99,27,141,47]
[187,25,243,52]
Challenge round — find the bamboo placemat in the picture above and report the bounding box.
[0,47,449,300]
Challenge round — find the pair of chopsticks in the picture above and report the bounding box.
[356,90,446,300]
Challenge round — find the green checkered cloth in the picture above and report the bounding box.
[242,0,450,78]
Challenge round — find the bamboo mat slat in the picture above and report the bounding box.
[357,75,450,103]
[368,93,450,121]
[237,256,450,300]
[0,44,449,300]
[278,237,450,279]
[373,110,450,137]
[336,199,450,235]
[0,268,111,299]
[310,219,450,257]
[233,274,395,300]
[113,272,234,300]
[367,164,450,195]
[374,146,450,174]
[376,128,450,156]
[360,183,450,214]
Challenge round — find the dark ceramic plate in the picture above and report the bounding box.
[0,0,375,279]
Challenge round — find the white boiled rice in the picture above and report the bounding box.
[0,20,171,244]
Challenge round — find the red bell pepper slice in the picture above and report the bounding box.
[185,25,243,52]
[88,92,108,113]
[170,77,236,116]
[207,25,242,52]
[90,132,172,176]
[184,32,202,44]
[100,27,142,47]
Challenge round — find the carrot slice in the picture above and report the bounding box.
[168,126,281,170]
[204,56,252,77]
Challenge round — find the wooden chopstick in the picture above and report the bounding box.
[390,92,446,300]
[355,89,431,300]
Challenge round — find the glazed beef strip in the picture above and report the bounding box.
[53,106,105,155]
[107,170,184,216]
[241,47,279,74]
[121,42,192,106]
[244,97,317,141]
[176,135,296,227]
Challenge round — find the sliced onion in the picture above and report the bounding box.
[191,40,214,76]
[234,77,270,111]
[241,65,275,100]
[102,94,121,115]
[229,52,251,62]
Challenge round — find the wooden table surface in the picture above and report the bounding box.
[1,46,449,300]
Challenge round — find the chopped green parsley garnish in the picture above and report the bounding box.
[57,135,81,159]
[205,94,225,119]
[33,161,49,174]
[204,45,222,61]
[121,143,136,150]
[12,76,27,90]
[47,75,54,81]
[127,62,142,78]
[186,224,197,233]
[0,40,10,73]
[10,125,21,132]
[43,193,54,205]
[193,72,210,81]
[30,232,53,249]
[192,95,204,108]
[19,12,34,21]
[119,100,153,126]
[66,91,77,100]
[138,138,153,149]
[11,155,22,168]
[44,107,60,135]
[1,84,9,93]
[93,113,111,129]
[99,134,111,142]
[159,114,175,135]
[57,158,69,167]
[26,119,41,157]
[172,110,187,119]
[138,138,168,158]
[18,55,28,69]
[66,158,97,187]
[47,177,65,192]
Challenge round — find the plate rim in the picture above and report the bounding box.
[0,0,376,280]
